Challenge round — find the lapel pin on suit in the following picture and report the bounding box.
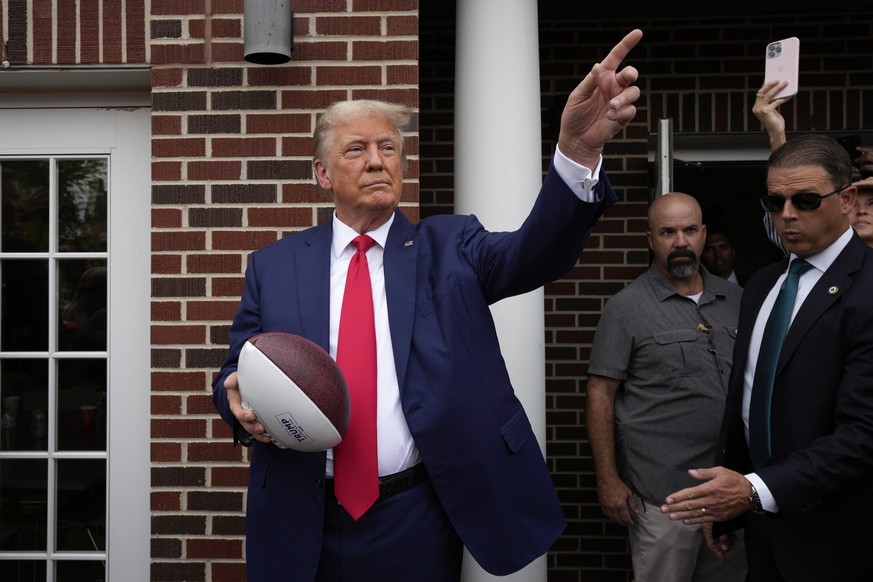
[404,240,414,248]
[828,286,839,295]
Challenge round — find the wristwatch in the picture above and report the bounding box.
[749,483,767,514]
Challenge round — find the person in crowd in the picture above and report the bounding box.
[702,226,747,286]
[586,192,746,581]
[754,79,873,248]
[661,134,873,581]
[213,29,644,582]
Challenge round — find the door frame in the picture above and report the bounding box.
[0,69,151,581]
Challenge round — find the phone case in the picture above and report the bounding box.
[764,37,800,99]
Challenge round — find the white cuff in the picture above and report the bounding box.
[553,146,602,202]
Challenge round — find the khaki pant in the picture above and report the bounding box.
[628,497,747,582]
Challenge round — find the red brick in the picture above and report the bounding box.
[152,301,182,322]
[152,441,182,462]
[316,65,382,86]
[152,231,207,252]
[152,491,182,512]
[151,394,182,415]
[212,561,247,582]
[187,161,242,181]
[102,0,122,62]
[189,17,241,39]
[151,324,207,345]
[187,394,217,414]
[186,254,243,274]
[152,115,182,135]
[247,66,312,87]
[316,16,381,36]
[152,418,207,439]
[125,0,147,62]
[246,113,311,134]
[211,230,278,251]
[210,466,249,488]
[207,42,241,63]
[247,207,313,227]
[387,14,418,36]
[152,209,183,228]
[186,538,242,560]
[151,67,184,87]
[151,43,206,65]
[187,300,240,321]
[152,371,209,392]
[188,441,244,462]
[33,0,53,64]
[282,183,324,204]
[152,161,182,182]
[211,277,244,297]
[352,40,418,61]
[80,0,100,62]
[152,254,183,274]
[211,137,276,157]
[152,138,206,158]
[152,0,206,15]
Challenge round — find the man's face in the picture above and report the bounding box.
[766,165,855,258]
[849,190,873,247]
[313,115,404,232]
[701,233,736,278]
[646,196,706,281]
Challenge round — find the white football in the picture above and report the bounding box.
[237,332,350,451]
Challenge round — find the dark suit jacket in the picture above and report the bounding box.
[716,233,873,580]
[213,165,616,580]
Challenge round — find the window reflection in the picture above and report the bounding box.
[59,260,107,352]
[1,161,50,252]
[58,159,107,253]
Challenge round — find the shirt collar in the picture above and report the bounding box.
[787,226,853,274]
[331,211,395,259]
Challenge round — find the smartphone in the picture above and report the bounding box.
[764,37,800,99]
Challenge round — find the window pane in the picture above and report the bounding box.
[1,258,49,351]
[0,560,46,581]
[57,159,107,253]
[56,459,106,552]
[57,360,106,452]
[1,359,48,452]
[56,560,105,581]
[58,260,107,352]
[1,160,50,253]
[0,459,48,552]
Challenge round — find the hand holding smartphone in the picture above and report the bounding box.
[764,37,800,99]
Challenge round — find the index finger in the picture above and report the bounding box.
[601,28,643,71]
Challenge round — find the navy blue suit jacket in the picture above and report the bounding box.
[213,164,616,580]
[716,233,873,580]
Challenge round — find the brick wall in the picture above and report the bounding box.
[148,2,421,581]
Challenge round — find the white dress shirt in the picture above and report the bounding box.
[743,226,853,510]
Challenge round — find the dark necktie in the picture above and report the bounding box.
[749,258,813,469]
[333,235,379,520]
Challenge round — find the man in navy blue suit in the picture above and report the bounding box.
[213,29,644,582]
[661,134,873,581]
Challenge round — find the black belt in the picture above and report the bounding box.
[325,463,428,500]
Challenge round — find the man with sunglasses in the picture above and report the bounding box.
[660,134,873,581]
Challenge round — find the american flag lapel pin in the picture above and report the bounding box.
[404,240,414,248]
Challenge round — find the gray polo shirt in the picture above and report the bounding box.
[588,264,742,503]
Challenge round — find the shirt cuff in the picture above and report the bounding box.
[553,146,603,202]
[746,472,779,513]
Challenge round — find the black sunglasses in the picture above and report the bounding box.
[760,185,849,212]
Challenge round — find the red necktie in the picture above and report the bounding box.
[333,234,379,520]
